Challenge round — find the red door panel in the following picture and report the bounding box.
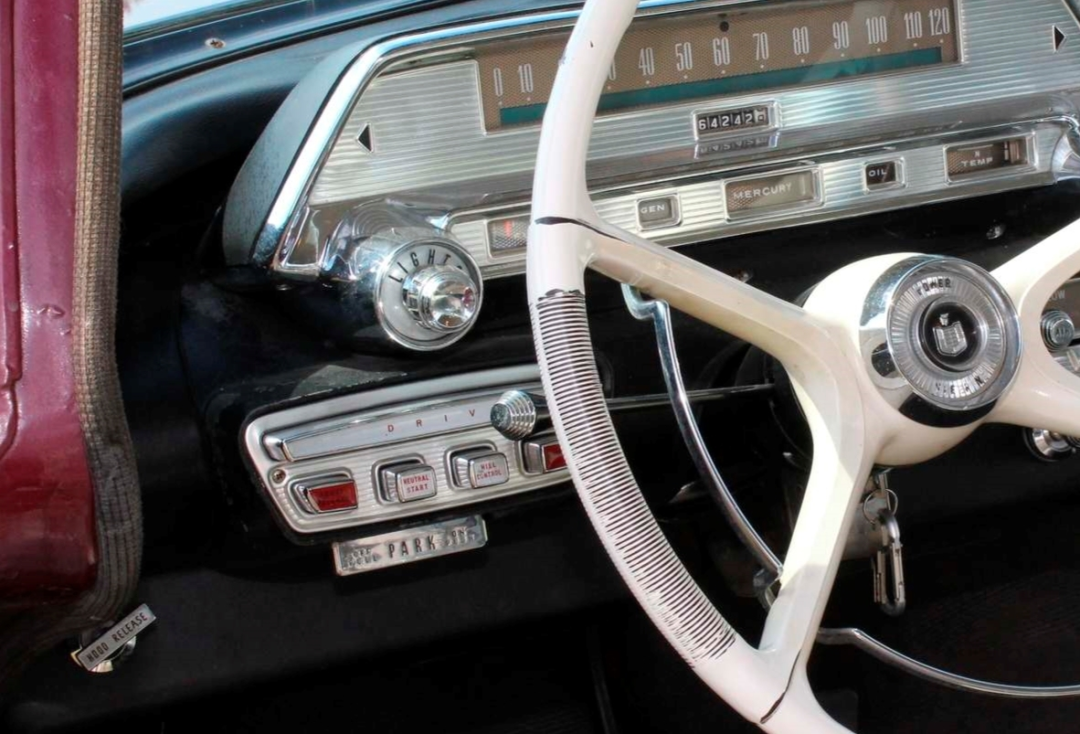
[0,0,97,608]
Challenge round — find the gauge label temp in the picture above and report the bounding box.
[946,137,1030,181]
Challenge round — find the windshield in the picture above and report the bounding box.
[123,0,286,34]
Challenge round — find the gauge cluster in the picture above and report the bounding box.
[222,0,1080,352]
[475,0,960,131]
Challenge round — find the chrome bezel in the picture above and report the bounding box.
[862,256,1022,416]
[290,471,356,515]
[484,213,530,260]
[245,367,569,537]
[635,191,683,231]
[944,132,1038,185]
[445,442,501,490]
[371,455,426,505]
[373,238,484,352]
[240,0,980,279]
[862,157,906,193]
[692,101,780,142]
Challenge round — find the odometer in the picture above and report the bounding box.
[476,0,959,132]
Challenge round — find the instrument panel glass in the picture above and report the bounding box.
[476,0,960,131]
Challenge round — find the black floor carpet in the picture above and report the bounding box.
[64,624,601,734]
[853,568,1080,734]
[828,495,1080,734]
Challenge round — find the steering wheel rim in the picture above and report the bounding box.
[526,0,1080,730]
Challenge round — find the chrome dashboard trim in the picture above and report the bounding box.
[332,515,488,575]
[861,157,906,194]
[691,101,781,141]
[244,366,569,536]
[290,471,356,515]
[231,0,1080,283]
[721,165,823,220]
[249,6,589,276]
[447,121,1070,278]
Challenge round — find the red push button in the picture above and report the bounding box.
[293,476,358,514]
[542,442,566,472]
[523,436,568,474]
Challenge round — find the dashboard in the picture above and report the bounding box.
[214,0,1080,547]
[13,3,1080,728]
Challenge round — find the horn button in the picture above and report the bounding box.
[920,302,982,371]
[861,256,1021,423]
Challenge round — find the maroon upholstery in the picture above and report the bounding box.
[0,0,97,607]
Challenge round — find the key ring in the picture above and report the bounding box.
[862,487,899,525]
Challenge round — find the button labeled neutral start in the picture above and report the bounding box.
[380,462,438,503]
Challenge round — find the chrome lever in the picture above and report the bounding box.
[490,385,773,441]
[621,284,783,589]
[490,389,550,440]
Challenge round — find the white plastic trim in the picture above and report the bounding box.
[992,217,1080,437]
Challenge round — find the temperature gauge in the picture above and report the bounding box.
[946,137,1031,181]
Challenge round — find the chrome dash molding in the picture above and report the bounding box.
[244,366,567,537]
[227,0,1080,283]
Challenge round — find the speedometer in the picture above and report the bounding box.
[476,0,960,132]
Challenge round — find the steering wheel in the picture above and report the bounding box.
[526,0,1080,730]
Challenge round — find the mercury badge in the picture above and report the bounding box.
[932,312,968,357]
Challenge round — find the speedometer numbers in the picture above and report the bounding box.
[476,0,959,131]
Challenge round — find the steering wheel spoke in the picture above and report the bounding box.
[761,416,874,662]
[991,218,1080,436]
[562,217,834,373]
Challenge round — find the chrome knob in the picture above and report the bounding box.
[1026,428,1076,461]
[402,266,479,333]
[490,390,549,440]
[1041,310,1075,351]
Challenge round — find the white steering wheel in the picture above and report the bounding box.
[526,0,1080,730]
